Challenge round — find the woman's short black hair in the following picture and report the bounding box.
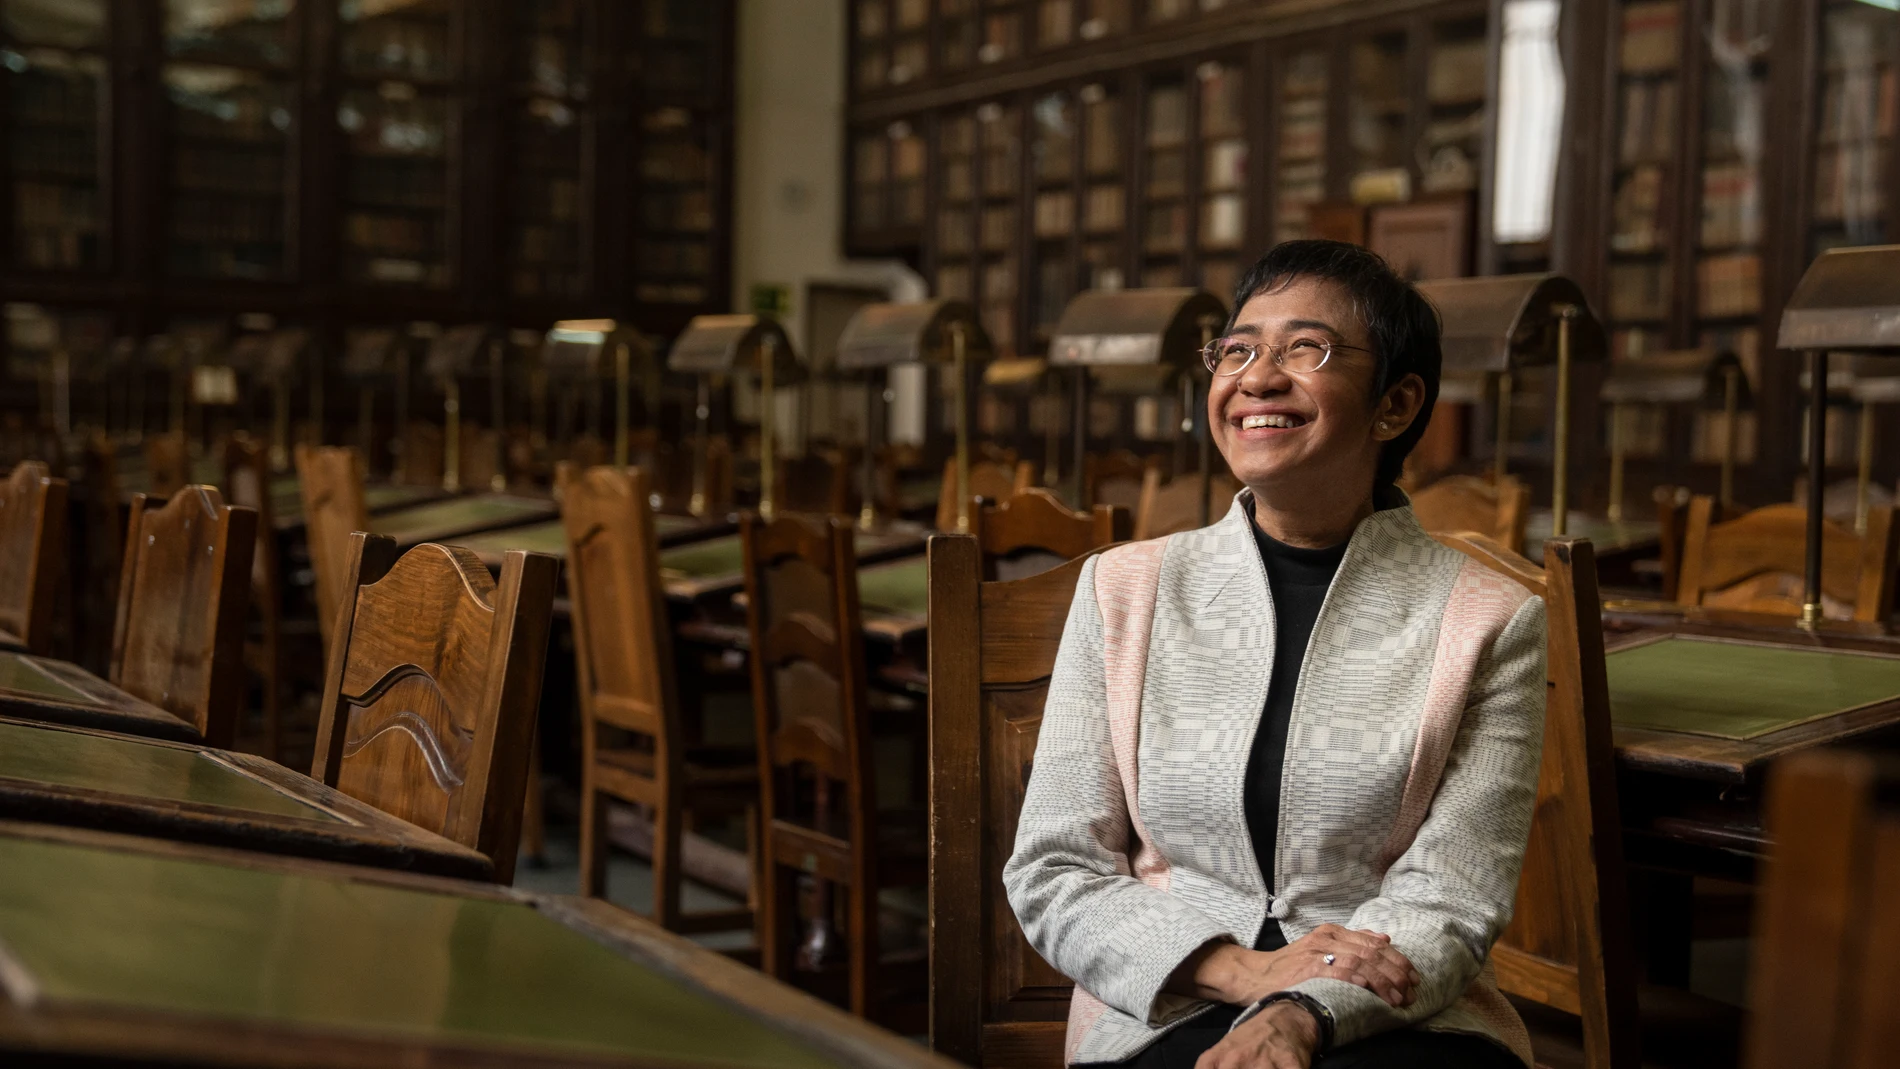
[1222,239,1441,489]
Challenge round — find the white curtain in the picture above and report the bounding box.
[1492,0,1567,244]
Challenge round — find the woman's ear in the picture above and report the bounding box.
[1373,373,1427,442]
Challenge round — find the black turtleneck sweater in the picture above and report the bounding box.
[1244,502,1348,952]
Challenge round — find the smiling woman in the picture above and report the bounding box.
[1004,240,1547,1069]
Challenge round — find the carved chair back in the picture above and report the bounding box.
[1746,749,1900,1069]
[926,537,1110,1068]
[310,534,557,884]
[1409,474,1531,556]
[0,461,68,654]
[110,486,258,749]
[936,457,1035,533]
[739,510,879,999]
[1677,497,1897,622]
[1132,468,1242,540]
[1083,449,1154,511]
[144,431,191,498]
[295,444,372,650]
[1435,533,1641,1069]
[970,487,1128,581]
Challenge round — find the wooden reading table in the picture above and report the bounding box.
[0,821,952,1069]
[0,716,489,879]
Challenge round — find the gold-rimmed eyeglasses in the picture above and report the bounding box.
[1199,337,1373,377]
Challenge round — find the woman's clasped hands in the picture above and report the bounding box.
[1173,923,1421,1009]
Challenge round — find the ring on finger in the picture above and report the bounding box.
[1323,954,1336,966]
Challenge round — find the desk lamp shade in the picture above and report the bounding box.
[668,315,803,521]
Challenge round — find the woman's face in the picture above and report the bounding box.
[1208,276,1424,498]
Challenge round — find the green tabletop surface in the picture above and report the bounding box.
[0,835,835,1068]
[857,556,928,619]
[660,528,917,583]
[455,514,703,559]
[0,722,331,821]
[275,482,447,525]
[1608,636,1900,740]
[372,495,552,544]
[0,653,92,704]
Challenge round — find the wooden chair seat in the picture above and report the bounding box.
[310,534,557,884]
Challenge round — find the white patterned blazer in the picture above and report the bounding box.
[1003,491,1547,1066]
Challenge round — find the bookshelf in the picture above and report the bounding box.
[506,0,588,301]
[978,99,1022,354]
[163,0,297,282]
[3,0,108,273]
[1140,73,1187,286]
[1080,80,1127,293]
[1031,88,1076,339]
[1348,28,1411,200]
[630,0,731,321]
[1196,57,1247,302]
[932,109,977,306]
[1273,48,1329,244]
[1606,0,1683,361]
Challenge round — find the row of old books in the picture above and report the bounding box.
[1698,162,1761,249]
[1620,1,1682,74]
[1617,78,1680,165]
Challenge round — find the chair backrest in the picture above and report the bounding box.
[145,431,191,498]
[739,510,874,854]
[310,534,557,884]
[110,486,258,749]
[1409,474,1531,556]
[970,487,1129,581]
[1132,467,1242,540]
[223,434,280,612]
[400,422,445,487]
[1745,749,1900,1069]
[652,435,734,517]
[927,536,1108,1068]
[1435,533,1641,1069]
[1677,497,1898,623]
[1083,449,1154,511]
[295,444,372,649]
[0,461,68,654]
[1652,485,1692,601]
[559,465,684,775]
[780,445,860,516]
[936,457,1035,532]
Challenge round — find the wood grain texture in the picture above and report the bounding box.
[1744,750,1877,1069]
[224,434,286,761]
[0,714,491,879]
[295,444,372,653]
[926,535,1112,1067]
[1410,474,1531,556]
[1133,467,1241,540]
[1677,498,1898,623]
[1436,534,1641,1069]
[311,534,557,885]
[0,461,68,655]
[562,465,756,935]
[108,486,257,751]
[970,487,1129,581]
[936,456,1036,532]
[741,509,920,1023]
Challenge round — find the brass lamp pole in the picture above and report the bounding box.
[1801,349,1828,629]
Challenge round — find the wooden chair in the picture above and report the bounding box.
[1652,486,1693,601]
[144,431,191,497]
[740,510,923,1024]
[223,434,289,761]
[294,444,371,651]
[1132,467,1242,540]
[110,486,259,751]
[935,456,1035,532]
[310,533,557,885]
[1677,497,1898,623]
[1434,533,1642,1069]
[970,487,1129,581]
[1083,449,1155,511]
[926,536,1111,1067]
[0,461,68,655]
[1745,748,1900,1069]
[562,464,756,934]
[1409,474,1532,556]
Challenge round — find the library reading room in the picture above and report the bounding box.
[1,0,1899,1067]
